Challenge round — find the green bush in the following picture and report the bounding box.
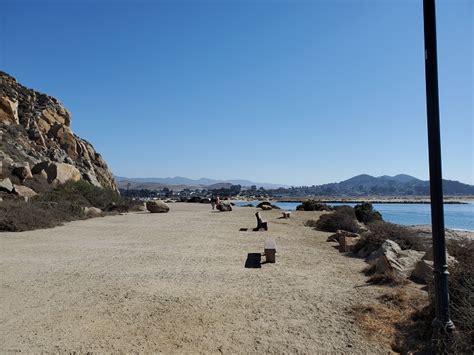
[0,180,134,232]
[354,202,383,223]
[39,180,122,209]
[0,198,85,232]
[314,207,359,233]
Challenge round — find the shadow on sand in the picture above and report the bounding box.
[244,253,268,268]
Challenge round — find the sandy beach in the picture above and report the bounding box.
[1,203,392,353]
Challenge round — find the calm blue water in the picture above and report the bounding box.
[234,201,474,231]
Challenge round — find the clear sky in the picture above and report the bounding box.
[1,0,472,185]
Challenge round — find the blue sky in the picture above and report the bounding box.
[1,0,472,185]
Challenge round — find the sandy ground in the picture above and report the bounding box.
[1,203,392,353]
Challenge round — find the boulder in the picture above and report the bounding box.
[261,204,272,211]
[13,184,37,199]
[0,178,14,193]
[411,259,434,283]
[44,162,81,184]
[146,200,170,213]
[327,230,360,244]
[422,246,457,265]
[367,240,401,266]
[217,202,232,212]
[257,201,272,209]
[31,161,50,175]
[0,96,19,125]
[84,207,103,217]
[339,235,362,253]
[12,163,32,181]
[368,240,424,278]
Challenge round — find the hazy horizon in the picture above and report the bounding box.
[2,0,472,185]
[114,172,473,187]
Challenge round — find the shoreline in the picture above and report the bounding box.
[274,196,473,204]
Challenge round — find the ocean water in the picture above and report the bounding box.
[234,201,474,231]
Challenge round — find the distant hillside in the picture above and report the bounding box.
[114,176,287,190]
[302,174,474,196]
[115,174,474,196]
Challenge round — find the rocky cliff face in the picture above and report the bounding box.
[0,71,117,191]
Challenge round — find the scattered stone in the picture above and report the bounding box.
[13,184,37,198]
[12,163,32,181]
[146,200,170,213]
[0,178,14,193]
[327,230,360,245]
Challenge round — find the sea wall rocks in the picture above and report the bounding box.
[0,71,117,191]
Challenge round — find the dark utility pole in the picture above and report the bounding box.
[422,0,455,346]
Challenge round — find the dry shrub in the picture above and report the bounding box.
[353,221,423,256]
[393,240,474,353]
[314,207,359,233]
[445,239,474,353]
[366,270,408,286]
[0,180,135,232]
[352,288,430,352]
[296,200,333,211]
[304,219,319,228]
[362,264,376,276]
[0,198,85,232]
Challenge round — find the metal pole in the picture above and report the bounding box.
[422,0,455,346]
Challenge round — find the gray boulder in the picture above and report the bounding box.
[146,200,170,213]
[367,240,401,266]
[411,259,434,283]
[368,240,424,279]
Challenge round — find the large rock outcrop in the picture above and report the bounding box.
[0,71,117,190]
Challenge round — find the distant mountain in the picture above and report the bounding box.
[305,174,474,196]
[115,174,474,196]
[114,175,288,190]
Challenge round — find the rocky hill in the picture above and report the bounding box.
[0,71,117,196]
[272,174,474,197]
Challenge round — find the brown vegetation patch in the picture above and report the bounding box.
[307,206,360,233]
[352,288,430,352]
[353,221,423,256]
[366,270,408,286]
